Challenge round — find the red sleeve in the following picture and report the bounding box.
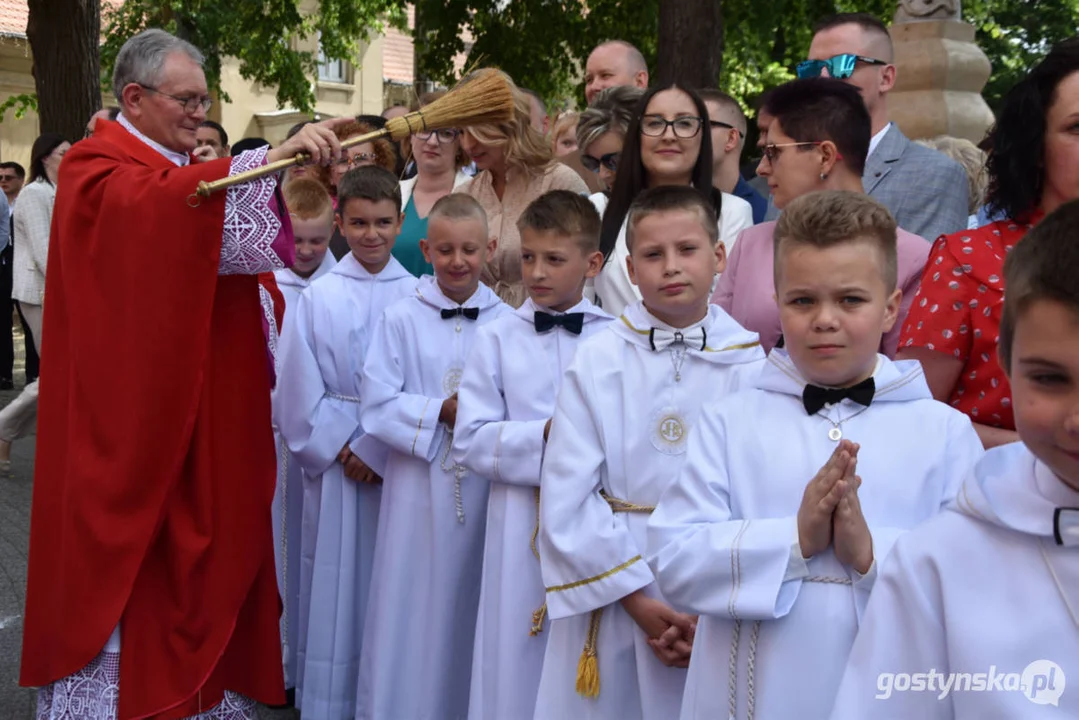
[898,235,974,362]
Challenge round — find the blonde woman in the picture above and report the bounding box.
[459,72,588,307]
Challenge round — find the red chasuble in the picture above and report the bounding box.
[20,120,286,719]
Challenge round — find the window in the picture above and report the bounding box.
[318,43,347,83]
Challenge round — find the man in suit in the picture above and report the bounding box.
[803,12,969,241]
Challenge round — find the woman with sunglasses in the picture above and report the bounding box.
[459,72,588,307]
[712,77,929,355]
[314,120,397,260]
[594,84,752,317]
[576,85,645,192]
[897,38,1079,449]
[395,91,472,277]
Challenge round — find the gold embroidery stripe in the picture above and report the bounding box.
[619,315,650,335]
[704,339,761,353]
[411,398,431,457]
[546,555,642,593]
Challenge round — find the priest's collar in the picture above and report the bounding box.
[117,113,191,168]
[613,301,763,365]
[758,350,930,405]
[415,275,502,313]
[954,442,1079,542]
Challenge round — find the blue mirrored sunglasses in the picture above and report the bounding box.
[796,53,888,80]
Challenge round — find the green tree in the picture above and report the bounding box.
[100,0,408,114]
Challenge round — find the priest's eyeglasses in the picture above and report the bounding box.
[640,115,703,138]
[139,84,213,114]
[761,142,825,163]
[415,129,461,144]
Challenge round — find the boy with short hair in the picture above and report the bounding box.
[275,166,417,718]
[452,190,611,720]
[535,185,766,720]
[647,190,985,720]
[271,176,338,695]
[829,200,1079,719]
[357,193,509,720]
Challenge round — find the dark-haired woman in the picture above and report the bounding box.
[0,133,69,472]
[898,37,1079,449]
[593,84,752,316]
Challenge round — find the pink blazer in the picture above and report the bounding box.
[712,221,930,356]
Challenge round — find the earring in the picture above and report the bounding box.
[820,172,828,181]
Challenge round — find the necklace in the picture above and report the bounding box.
[669,347,687,382]
[817,403,871,442]
[1039,538,1079,630]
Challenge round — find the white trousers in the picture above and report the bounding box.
[0,302,41,442]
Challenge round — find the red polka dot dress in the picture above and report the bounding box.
[899,216,1040,430]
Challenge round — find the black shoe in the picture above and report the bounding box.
[0,378,12,390]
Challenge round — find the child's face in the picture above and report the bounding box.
[420,217,495,304]
[520,228,603,313]
[291,209,334,277]
[626,209,724,328]
[1006,299,1079,491]
[776,239,900,388]
[337,197,401,274]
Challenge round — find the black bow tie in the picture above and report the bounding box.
[802,376,876,415]
[441,307,480,320]
[1055,508,1079,547]
[534,311,584,335]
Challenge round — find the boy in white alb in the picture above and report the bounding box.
[271,177,337,694]
[536,185,766,720]
[453,190,612,720]
[275,167,417,719]
[830,200,1079,719]
[357,194,510,720]
[646,191,985,720]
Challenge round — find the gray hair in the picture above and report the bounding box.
[112,29,205,105]
[916,135,988,214]
[576,85,645,152]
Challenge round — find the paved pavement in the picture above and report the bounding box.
[0,376,298,718]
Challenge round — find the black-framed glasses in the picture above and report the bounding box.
[796,54,888,80]
[761,141,824,162]
[709,120,742,137]
[415,128,461,144]
[138,84,212,114]
[581,152,619,173]
[640,115,703,138]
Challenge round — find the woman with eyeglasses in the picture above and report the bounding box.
[459,72,588,307]
[315,120,397,260]
[0,133,70,474]
[712,77,929,356]
[897,38,1079,449]
[593,84,753,317]
[395,91,473,277]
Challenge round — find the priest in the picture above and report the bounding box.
[19,28,348,719]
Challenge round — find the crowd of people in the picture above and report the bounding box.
[8,11,1079,720]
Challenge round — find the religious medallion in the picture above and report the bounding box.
[650,406,689,455]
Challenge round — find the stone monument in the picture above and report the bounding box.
[888,0,995,143]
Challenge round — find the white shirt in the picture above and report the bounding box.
[118,113,191,167]
[867,122,891,160]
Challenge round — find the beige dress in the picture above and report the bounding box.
[461,163,588,307]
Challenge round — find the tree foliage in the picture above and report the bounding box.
[100,0,408,114]
[413,0,1078,116]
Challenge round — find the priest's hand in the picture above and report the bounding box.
[833,471,873,574]
[266,117,353,167]
[439,394,458,428]
[797,440,857,559]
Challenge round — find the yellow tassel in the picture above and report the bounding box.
[575,607,604,698]
[530,602,548,636]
